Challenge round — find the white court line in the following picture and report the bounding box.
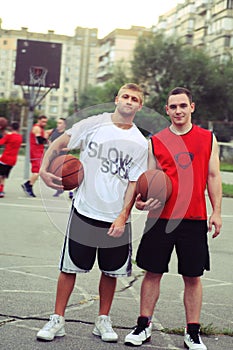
[0,201,69,212]
[0,201,232,218]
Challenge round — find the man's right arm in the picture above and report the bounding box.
[39,133,71,189]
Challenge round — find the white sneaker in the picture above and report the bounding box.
[184,324,207,350]
[92,315,118,342]
[124,316,152,346]
[36,314,65,341]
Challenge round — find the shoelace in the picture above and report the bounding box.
[188,332,201,344]
[100,318,113,332]
[132,324,148,335]
[44,316,60,330]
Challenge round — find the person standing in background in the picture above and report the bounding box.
[0,121,23,198]
[47,118,67,144]
[21,115,48,197]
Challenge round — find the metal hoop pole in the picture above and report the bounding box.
[24,86,35,179]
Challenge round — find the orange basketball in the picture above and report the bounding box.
[0,117,8,130]
[48,154,84,191]
[136,169,172,203]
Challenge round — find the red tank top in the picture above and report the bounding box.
[149,125,212,220]
[30,123,46,158]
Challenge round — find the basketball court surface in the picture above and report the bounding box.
[0,156,232,349]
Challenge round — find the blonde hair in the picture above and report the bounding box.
[117,83,144,104]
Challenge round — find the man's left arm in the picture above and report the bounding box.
[207,135,222,238]
[107,181,137,238]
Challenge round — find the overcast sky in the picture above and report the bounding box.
[1,0,184,38]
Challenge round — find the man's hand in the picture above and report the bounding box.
[39,169,64,190]
[107,215,126,238]
[135,193,162,211]
[208,212,222,238]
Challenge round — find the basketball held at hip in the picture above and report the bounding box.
[48,154,84,191]
[136,169,172,203]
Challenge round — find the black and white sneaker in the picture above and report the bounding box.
[124,316,152,346]
[184,323,207,350]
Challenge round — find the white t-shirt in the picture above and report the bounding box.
[66,112,148,222]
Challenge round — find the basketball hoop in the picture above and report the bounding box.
[29,66,48,86]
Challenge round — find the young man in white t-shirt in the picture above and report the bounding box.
[37,83,148,343]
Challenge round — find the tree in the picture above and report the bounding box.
[131,32,233,123]
[75,61,131,110]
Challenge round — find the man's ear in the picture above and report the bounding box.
[191,102,195,113]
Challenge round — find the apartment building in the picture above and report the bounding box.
[0,21,99,119]
[0,0,232,120]
[155,0,233,62]
[97,26,150,84]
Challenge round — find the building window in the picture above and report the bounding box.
[224,36,231,47]
[227,0,233,9]
[50,95,58,102]
[49,106,58,114]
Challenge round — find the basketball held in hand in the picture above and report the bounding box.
[0,117,8,131]
[48,154,84,191]
[136,169,172,203]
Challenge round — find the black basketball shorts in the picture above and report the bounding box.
[0,163,13,178]
[136,218,210,277]
[59,206,132,277]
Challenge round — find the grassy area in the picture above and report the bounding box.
[161,323,233,337]
[220,162,233,172]
[222,183,233,197]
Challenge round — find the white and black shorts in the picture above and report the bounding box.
[59,206,132,277]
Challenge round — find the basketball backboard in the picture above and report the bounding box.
[14,39,62,88]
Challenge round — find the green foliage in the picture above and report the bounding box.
[134,107,169,135]
[45,118,56,130]
[0,98,24,122]
[220,162,233,172]
[77,61,131,111]
[161,323,233,336]
[131,33,233,122]
[222,183,233,198]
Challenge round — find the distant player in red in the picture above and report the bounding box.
[0,121,23,198]
[21,115,48,197]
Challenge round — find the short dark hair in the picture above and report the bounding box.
[167,87,192,104]
[11,121,20,131]
[38,115,47,120]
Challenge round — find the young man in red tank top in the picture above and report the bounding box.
[125,87,222,350]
